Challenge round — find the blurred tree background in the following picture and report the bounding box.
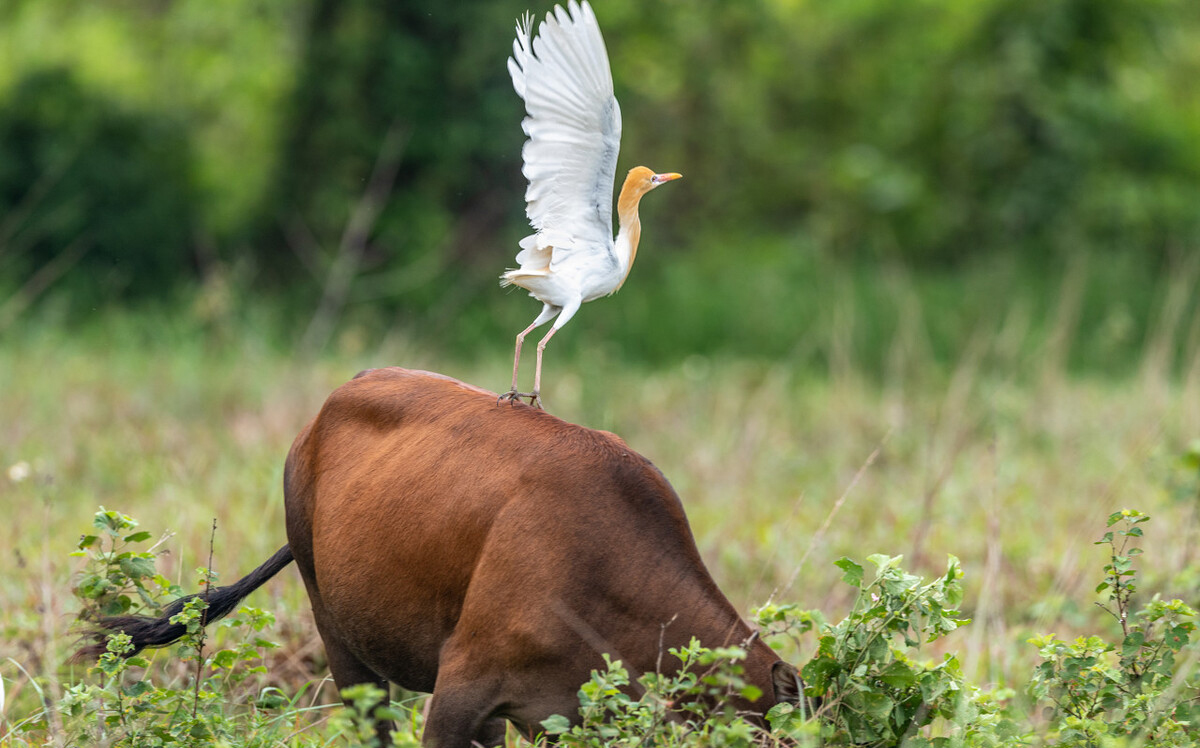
[1,0,1198,374]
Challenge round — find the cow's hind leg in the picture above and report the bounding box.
[289,513,395,744]
[312,613,393,745]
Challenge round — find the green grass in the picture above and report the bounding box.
[2,266,1199,744]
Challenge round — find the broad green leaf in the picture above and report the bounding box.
[867,554,902,575]
[1120,631,1145,658]
[859,691,895,723]
[834,557,864,588]
[878,660,919,689]
[94,512,122,535]
[119,556,157,580]
[866,634,888,663]
[1165,625,1190,650]
[122,680,150,698]
[212,649,237,669]
[801,655,839,692]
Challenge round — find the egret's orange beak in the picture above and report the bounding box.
[651,172,682,185]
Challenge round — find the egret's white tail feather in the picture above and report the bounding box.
[500,267,552,290]
[514,234,554,271]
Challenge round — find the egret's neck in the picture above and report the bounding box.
[613,181,646,291]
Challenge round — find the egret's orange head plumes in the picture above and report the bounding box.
[612,167,680,293]
[618,166,681,217]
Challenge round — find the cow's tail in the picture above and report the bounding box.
[75,545,294,660]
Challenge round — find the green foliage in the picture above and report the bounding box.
[542,644,767,747]
[57,628,235,747]
[543,552,1031,747]
[8,492,1200,747]
[542,516,1198,747]
[328,682,418,748]
[804,555,969,744]
[72,507,183,620]
[39,508,424,747]
[1027,511,1199,746]
[57,512,271,746]
[757,556,1013,747]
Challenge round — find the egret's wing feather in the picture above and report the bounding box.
[508,0,621,271]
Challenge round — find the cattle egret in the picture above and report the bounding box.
[500,0,681,408]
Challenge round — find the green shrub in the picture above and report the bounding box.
[35,508,422,747]
[1027,510,1199,746]
[72,507,184,620]
[6,503,1194,747]
[541,644,769,747]
[756,555,1021,747]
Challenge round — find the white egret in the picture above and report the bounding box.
[500,0,681,408]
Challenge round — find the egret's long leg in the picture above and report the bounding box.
[531,325,561,403]
[502,303,558,404]
[510,319,541,393]
[529,298,581,407]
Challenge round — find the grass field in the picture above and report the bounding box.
[2,277,1199,744]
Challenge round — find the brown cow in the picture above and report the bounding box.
[81,368,801,746]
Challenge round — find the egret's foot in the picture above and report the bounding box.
[497,390,543,409]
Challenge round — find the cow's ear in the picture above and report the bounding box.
[771,660,802,704]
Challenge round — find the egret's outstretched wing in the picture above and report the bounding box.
[508,0,621,272]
